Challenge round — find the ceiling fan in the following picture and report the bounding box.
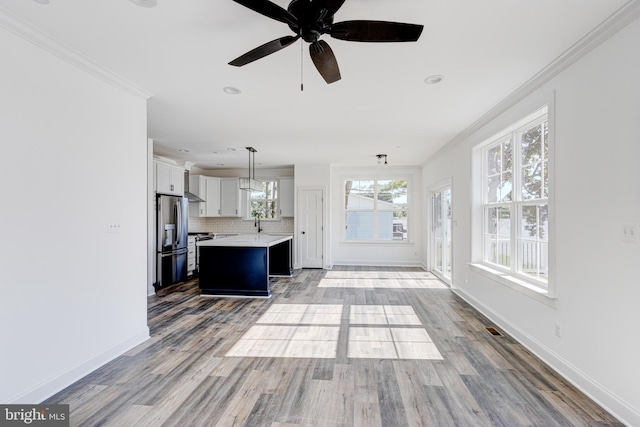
[229,0,424,84]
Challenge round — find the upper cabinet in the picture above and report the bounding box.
[220,178,241,217]
[279,178,294,217]
[188,175,207,217]
[205,177,222,217]
[154,161,184,196]
[188,175,221,217]
[188,174,291,219]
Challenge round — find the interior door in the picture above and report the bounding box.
[431,185,452,283]
[299,189,324,268]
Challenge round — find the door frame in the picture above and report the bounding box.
[296,186,327,269]
[428,179,453,285]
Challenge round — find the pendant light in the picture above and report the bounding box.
[239,147,262,191]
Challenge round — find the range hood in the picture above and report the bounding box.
[183,170,205,203]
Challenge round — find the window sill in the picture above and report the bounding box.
[468,263,557,308]
[340,240,415,245]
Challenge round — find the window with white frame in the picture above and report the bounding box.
[481,107,549,286]
[345,178,408,241]
[248,179,279,220]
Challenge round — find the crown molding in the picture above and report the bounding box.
[0,6,152,100]
[424,0,640,164]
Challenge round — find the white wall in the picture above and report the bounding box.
[331,166,423,267]
[422,17,640,426]
[0,26,149,402]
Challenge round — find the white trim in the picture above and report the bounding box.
[469,263,556,308]
[342,176,411,242]
[427,179,454,286]
[296,185,328,269]
[9,328,150,404]
[424,0,640,165]
[0,7,152,100]
[334,261,424,268]
[452,287,640,427]
[473,103,553,298]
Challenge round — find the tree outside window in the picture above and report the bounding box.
[249,180,278,219]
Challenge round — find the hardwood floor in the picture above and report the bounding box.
[46,267,623,426]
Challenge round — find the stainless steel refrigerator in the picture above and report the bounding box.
[156,194,188,290]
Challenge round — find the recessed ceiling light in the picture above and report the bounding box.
[216,163,225,167]
[226,148,236,151]
[178,149,189,153]
[424,75,444,84]
[32,0,50,4]
[129,0,158,7]
[223,86,242,95]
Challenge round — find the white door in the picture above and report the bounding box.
[431,185,452,283]
[299,189,323,268]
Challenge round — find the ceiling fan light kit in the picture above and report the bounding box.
[229,0,424,84]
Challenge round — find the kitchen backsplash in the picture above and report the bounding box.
[189,217,294,235]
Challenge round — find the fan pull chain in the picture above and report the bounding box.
[300,38,304,91]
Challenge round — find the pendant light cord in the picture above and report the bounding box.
[300,38,304,92]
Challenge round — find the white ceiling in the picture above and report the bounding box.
[0,0,630,169]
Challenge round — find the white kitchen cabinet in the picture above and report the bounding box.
[205,177,221,217]
[220,178,241,217]
[188,175,221,217]
[154,161,184,196]
[279,178,294,217]
[187,236,196,276]
[188,175,207,217]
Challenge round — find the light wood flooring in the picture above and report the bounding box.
[46,267,623,426]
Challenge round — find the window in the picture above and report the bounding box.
[345,179,408,241]
[248,179,279,219]
[481,107,549,286]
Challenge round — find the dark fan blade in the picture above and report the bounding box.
[331,20,423,42]
[229,35,300,67]
[309,40,341,84]
[232,0,298,27]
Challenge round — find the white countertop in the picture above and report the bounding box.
[196,234,292,248]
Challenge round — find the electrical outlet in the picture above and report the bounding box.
[622,223,638,243]
[107,221,121,233]
[554,322,561,338]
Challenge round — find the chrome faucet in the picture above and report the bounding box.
[255,217,263,233]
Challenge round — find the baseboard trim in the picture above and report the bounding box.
[10,328,150,404]
[452,287,639,427]
[332,261,424,268]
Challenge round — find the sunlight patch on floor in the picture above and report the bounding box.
[318,272,447,289]
[225,304,444,360]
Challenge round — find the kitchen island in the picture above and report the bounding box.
[197,234,293,297]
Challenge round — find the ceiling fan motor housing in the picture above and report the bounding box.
[287,0,334,42]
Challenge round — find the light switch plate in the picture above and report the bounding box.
[622,223,638,243]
